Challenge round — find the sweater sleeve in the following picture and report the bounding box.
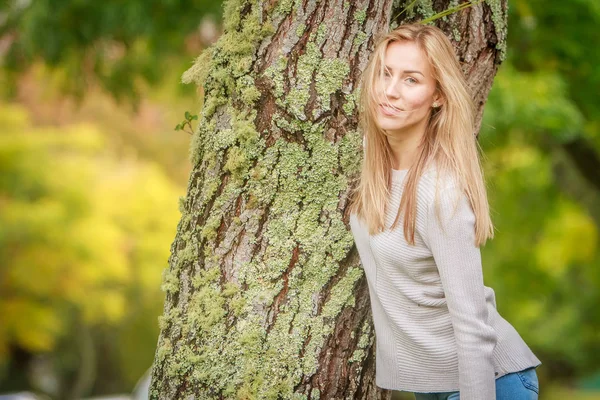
[426,185,497,400]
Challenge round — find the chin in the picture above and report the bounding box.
[377,119,405,132]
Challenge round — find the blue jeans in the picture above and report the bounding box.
[412,367,539,400]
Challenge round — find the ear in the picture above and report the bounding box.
[432,93,445,108]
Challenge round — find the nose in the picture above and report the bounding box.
[384,78,401,100]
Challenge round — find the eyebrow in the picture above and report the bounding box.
[384,65,425,77]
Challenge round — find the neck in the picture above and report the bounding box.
[385,121,427,170]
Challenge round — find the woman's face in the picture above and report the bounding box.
[375,40,440,135]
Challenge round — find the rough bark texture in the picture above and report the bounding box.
[149,1,507,399]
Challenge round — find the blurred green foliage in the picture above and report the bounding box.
[508,0,600,125]
[505,0,600,148]
[1,0,222,101]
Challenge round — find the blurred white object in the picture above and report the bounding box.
[131,369,150,400]
[0,393,45,400]
[82,397,130,400]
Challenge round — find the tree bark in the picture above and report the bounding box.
[149,0,507,398]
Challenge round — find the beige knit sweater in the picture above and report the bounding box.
[349,167,541,400]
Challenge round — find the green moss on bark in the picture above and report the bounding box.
[485,0,508,60]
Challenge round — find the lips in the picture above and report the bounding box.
[379,104,402,116]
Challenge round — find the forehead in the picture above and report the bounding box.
[383,40,432,75]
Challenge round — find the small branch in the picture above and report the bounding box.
[175,111,198,136]
[420,0,485,24]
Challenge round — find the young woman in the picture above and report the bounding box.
[348,24,542,400]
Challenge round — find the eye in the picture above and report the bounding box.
[405,77,418,84]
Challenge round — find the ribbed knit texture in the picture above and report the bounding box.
[349,167,541,400]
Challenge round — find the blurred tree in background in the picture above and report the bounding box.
[0,0,598,398]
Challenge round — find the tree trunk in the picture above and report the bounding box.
[149,0,507,398]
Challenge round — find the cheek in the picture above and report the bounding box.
[404,87,434,108]
[375,80,386,97]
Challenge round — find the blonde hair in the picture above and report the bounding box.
[349,23,494,247]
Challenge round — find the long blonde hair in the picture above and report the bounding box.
[349,23,494,247]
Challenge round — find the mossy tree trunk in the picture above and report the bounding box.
[149,0,507,398]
